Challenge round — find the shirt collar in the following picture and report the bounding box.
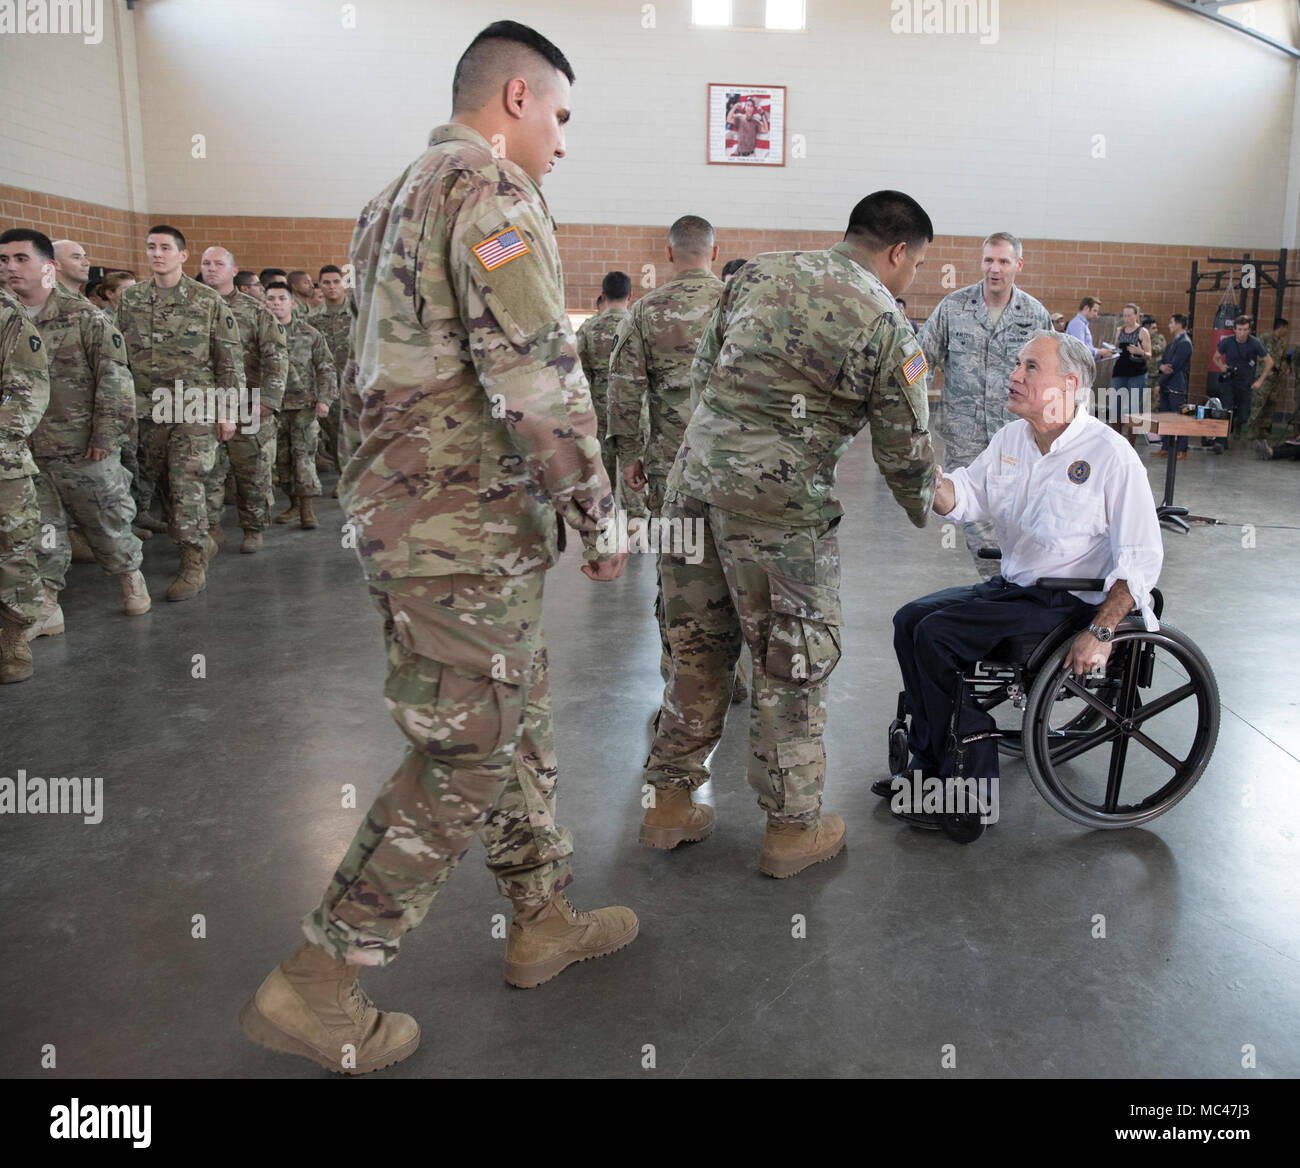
[1040,408,1093,455]
[830,242,890,299]
[429,122,544,203]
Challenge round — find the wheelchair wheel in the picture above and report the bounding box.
[887,720,909,776]
[1021,621,1219,829]
[998,676,1119,760]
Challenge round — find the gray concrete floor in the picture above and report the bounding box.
[2,434,1298,1079]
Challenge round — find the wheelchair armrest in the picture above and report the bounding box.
[977,548,1002,560]
[1036,576,1106,592]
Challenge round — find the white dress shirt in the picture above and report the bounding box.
[944,409,1164,629]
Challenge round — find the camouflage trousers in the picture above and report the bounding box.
[1245,376,1283,440]
[302,570,574,967]
[318,399,341,472]
[34,452,142,592]
[944,438,998,580]
[644,492,843,824]
[139,419,215,547]
[207,423,276,532]
[277,408,322,498]
[597,433,647,521]
[0,475,43,626]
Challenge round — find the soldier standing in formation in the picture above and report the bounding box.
[114,225,244,601]
[0,229,149,639]
[919,232,1051,578]
[264,283,335,531]
[575,269,636,518]
[637,191,937,874]
[239,21,636,1076]
[309,264,353,483]
[201,247,289,554]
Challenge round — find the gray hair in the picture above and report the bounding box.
[1024,329,1095,405]
[982,231,1022,259]
[668,214,714,258]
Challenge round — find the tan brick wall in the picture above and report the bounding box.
[5,186,1296,416]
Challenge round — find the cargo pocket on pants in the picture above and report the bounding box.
[764,575,843,687]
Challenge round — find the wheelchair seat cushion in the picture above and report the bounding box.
[984,612,1093,668]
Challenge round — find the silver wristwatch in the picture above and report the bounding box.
[1087,624,1114,642]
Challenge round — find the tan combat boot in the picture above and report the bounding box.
[69,528,94,563]
[240,530,262,554]
[210,523,227,548]
[202,534,219,563]
[638,785,715,849]
[504,892,638,989]
[238,941,420,1075]
[25,591,65,640]
[759,813,846,879]
[120,570,150,616]
[274,499,300,524]
[1,616,34,683]
[165,544,207,602]
[298,495,318,529]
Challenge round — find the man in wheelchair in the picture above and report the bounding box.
[880,330,1164,828]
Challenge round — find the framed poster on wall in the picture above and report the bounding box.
[707,84,786,166]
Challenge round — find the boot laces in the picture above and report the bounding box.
[560,893,594,923]
[347,978,375,1017]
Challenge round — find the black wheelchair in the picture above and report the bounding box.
[885,556,1220,843]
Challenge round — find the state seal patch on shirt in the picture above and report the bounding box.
[902,348,927,385]
[472,227,531,271]
[1067,459,1091,484]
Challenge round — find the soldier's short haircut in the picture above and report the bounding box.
[983,231,1022,259]
[0,228,54,262]
[844,191,933,253]
[264,281,292,296]
[1275,317,1289,329]
[259,267,287,285]
[1234,314,1253,327]
[1171,313,1188,328]
[204,246,236,266]
[1027,329,1096,397]
[452,21,575,113]
[600,270,631,300]
[720,258,747,279]
[233,270,257,289]
[1078,296,1100,311]
[668,215,714,259]
[147,224,186,250]
[319,264,343,279]
[288,269,310,286]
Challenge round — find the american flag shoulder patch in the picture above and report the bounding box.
[472,227,531,271]
[902,349,928,385]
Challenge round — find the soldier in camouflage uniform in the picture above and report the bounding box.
[240,21,637,1077]
[0,284,50,683]
[1247,319,1291,455]
[919,232,1051,578]
[0,230,149,635]
[265,284,335,530]
[607,217,729,689]
[115,225,244,601]
[637,191,937,878]
[575,270,639,518]
[310,265,352,479]
[200,248,289,553]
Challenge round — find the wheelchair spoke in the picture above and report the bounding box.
[1044,723,1120,765]
[1128,728,1185,772]
[1060,675,1124,723]
[1103,731,1131,812]
[1128,683,1196,726]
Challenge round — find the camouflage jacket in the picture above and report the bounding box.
[223,288,288,412]
[575,305,627,439]
[1260,329,1290,384]
[1147,330,1166,376]
[669,242,936,528]
[919,282,1051,452]
[309,302,353,381]
[29,283,135,459]
[114,274,245,417]
[0,287,50,479]
[339,122,613,581]
[282,318,338,410]
[606,268,724,475]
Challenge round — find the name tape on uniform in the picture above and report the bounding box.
[902,349,928,385]
[473,228,530,272]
